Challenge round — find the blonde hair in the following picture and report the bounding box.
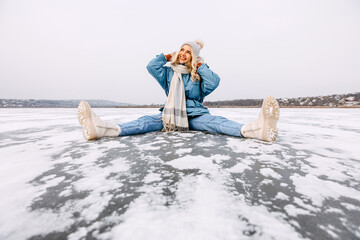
[170,45,203,82]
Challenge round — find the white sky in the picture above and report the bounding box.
[0,0,359,105]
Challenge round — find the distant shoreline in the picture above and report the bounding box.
[1,106,359,109]
[1,92,359,108]
[114,105,360,109]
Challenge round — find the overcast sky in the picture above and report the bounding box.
[0,0,359,104]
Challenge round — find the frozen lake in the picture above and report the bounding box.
[0,108,359,240]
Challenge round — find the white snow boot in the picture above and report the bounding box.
[77,101,120,140]
[241,96,280,142]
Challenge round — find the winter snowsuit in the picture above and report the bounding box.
[118,53,244,137]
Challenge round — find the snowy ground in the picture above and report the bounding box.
[0,108,359,240]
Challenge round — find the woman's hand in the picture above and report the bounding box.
[197,56,204,69]
[165,54,172,61]
[165,52,176,62]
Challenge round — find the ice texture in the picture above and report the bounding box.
[0,108,359,240]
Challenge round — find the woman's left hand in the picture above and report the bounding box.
[197,56,204,69]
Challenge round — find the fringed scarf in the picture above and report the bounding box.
[162,65,190,132]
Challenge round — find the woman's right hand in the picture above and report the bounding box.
[165,54,172,61]
[165,52,177,62]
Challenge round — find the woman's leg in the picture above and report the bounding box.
[119,113,163,136]
[188,114,244,137]
[241,96,280,142]
[78,101,120,140]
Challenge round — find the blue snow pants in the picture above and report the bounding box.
[118,113,244,137]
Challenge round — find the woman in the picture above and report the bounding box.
[78,40,280,142]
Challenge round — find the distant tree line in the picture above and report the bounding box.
[203,92,360,108]
[204,99,263,107]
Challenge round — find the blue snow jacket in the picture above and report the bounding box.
[147,53,220,116]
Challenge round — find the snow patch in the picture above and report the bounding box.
[260,168,282,179]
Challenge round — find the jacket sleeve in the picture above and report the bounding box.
[197,63,220,97]
[146,53,168,91]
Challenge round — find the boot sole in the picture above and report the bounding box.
[78,101,97,140]
[262,96,280,142]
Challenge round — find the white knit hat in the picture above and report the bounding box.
[181,40,204,58]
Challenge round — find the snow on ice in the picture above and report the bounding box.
[0,108,359,240]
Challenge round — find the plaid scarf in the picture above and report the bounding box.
[162,65,190,132]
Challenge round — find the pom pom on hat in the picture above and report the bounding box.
[194,39,204,49]
[182,39,204,58]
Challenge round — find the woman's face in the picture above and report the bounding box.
[178,44,192,64]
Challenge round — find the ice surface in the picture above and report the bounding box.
[0,108,359,240]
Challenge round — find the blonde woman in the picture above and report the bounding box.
[78,40,280,142]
